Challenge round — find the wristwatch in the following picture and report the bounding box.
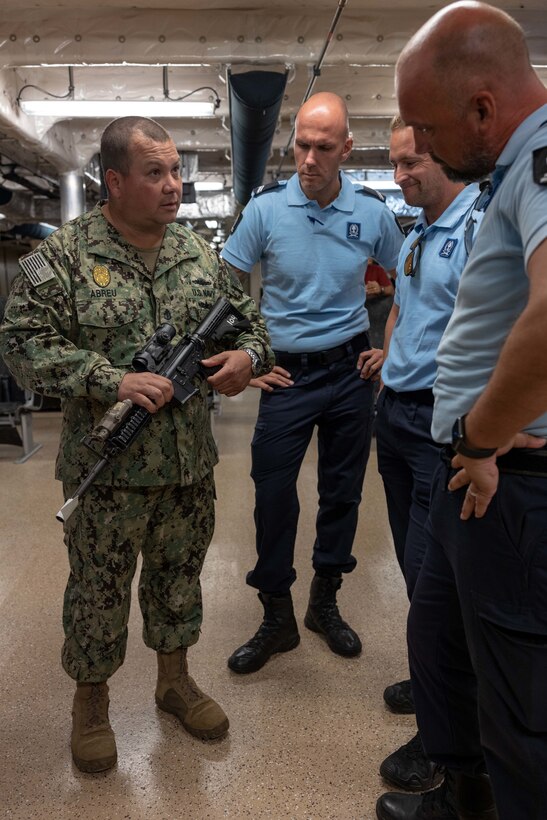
[452,415,497,459]
[242,347,262,376]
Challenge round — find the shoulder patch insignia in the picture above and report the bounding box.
[533,147,547,185]
[252,180,281,197]
[19,251,56,288]
[356,184,385,202]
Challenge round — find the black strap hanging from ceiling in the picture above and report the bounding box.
[275,0,349,177]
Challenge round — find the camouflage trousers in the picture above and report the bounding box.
[61,472,215,682]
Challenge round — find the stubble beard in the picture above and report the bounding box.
[430,145,496,184]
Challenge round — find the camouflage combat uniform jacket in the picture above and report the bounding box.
[0,203,273,487]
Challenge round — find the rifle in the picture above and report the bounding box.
[56,296,251,523]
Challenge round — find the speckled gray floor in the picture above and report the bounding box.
[1,389,415,820]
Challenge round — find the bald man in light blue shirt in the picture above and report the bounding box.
[221,92,403,676]
[376,4,547,819]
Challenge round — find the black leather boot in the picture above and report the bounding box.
[227,592,300,674]
[304,573,362,656]
[375,769,498,820]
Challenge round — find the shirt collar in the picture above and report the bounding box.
[88,202,198,274]
[495,103,547,171]
[416,183,480,234]
[286,170,356,212]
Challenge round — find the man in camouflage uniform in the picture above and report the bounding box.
[0,117,273,773]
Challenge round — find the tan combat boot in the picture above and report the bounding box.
[71,682,117,773]
[155,648,229,740]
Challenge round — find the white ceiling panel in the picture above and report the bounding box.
[0,0,545,228]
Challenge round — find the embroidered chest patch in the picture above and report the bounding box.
[347,222,361,240]
[439,238,458,258]
[92,265,111,287]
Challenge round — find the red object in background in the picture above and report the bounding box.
[365,261,393,287]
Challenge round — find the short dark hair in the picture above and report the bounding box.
[100,116,172,177]
[390,114,406,132]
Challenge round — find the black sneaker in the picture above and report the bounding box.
[383,678,415,714]
[379,732,445,792]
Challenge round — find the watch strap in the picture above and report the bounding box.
[453,415,497,459]
[242,347,262,376]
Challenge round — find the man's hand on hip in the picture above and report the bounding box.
[449,431,547,520]
[249,365,294,392]
[358,347,383,381]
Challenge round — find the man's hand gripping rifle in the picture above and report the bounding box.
[56,296,251,523]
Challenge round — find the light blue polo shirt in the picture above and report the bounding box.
[382,184,480,392]
[221,172,403,352]
[432,104,547,441]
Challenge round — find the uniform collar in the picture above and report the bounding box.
[416,184,480,234]
[87,202,199,276]
[495,103,547,172]
[286,170,355,212]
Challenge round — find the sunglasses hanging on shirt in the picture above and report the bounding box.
[403,232,425,277]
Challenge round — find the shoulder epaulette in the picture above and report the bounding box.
[356,184,386,202]
[533,146,547,185]
[252,180,284,197]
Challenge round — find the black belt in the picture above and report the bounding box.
[274,331,369,369]
[384,386,435,406]
[443,444,547,477]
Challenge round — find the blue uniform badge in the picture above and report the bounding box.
[347,222,361,240]
[439,238,458,258]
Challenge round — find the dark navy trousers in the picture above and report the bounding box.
[375,387,443,598]
[247,348,374,593]
[409,458,547,819]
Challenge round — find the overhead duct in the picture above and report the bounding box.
[0,187,36,224]
[228,69,288,206]
[6,223,57,240]
[0,188,61,234]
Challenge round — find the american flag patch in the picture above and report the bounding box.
[20,251,56,287]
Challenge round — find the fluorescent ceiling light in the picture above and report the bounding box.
[194,181,224,191]
[19,99,216,118]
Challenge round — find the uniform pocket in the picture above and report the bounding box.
[75,297,143,328]
[476,598,547,732]
[75,296,146,366]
